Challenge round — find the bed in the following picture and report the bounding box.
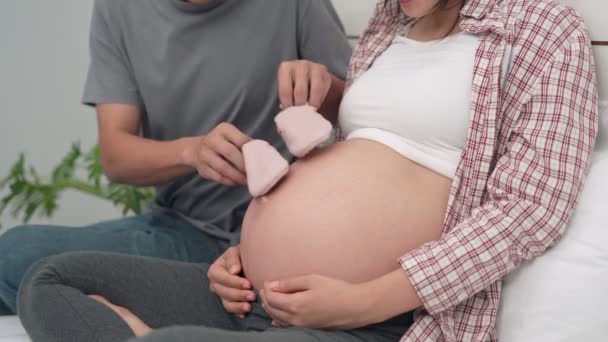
[0,316,27,342]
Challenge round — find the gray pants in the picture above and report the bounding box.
[0,210,227,315]
[17,252,414,342]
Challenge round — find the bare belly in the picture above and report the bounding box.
[240,139,452,290]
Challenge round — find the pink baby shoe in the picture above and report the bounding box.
[243,140,289,197]
[274,105,333,158]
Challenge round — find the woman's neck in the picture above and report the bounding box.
[408,1,464,41]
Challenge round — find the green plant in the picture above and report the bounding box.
[0,143,155,229]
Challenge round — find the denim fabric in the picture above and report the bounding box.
[0,210,227,315]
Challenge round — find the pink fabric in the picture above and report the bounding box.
[348,0,599,341]
[243,140,289,197]
[275,105,333,157]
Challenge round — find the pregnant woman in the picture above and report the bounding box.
[17,0,598,341]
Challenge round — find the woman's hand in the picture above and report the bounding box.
[207,245,256,318]
[259,274,369,330]
[182,123,252,186]
[277,60,333,110]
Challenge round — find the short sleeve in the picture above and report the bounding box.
[297,0,353,80]
[82,0,142,107]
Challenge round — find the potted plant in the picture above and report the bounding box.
[0,143,155,230]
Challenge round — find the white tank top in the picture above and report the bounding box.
[339,30,480,179]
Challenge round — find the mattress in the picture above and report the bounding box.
[0,316,29,342]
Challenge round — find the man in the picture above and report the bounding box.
[0,0,351,315]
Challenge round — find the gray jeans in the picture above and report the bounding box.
[17,252,414,342]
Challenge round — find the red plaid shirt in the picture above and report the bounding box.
[347,0,599,341]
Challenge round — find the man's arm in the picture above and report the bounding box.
[96,103,196,186]
[277,61,345,125]
[295,0,351,121]
[276,0,351,123]
[97,104,251,187]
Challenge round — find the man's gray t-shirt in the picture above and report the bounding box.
[82,0,352,243]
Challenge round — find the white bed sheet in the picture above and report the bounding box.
[0,316,29,342]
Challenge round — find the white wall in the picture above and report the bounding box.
[0,0,120,230]
[331,0,608,99]
[0,0,606,230]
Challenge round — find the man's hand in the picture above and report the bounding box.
[182,123,252,186]
[278,60,333,110]
[207,245,256,318]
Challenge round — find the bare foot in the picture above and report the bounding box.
[89,295,152,337]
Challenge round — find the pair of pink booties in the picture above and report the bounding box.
[243,105,332,197]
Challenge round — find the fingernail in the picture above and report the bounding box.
[238,314,245,319]
[269,281,279,290]
[230,266,239,274]
[242,303,250,312]
[246,293,256,301]
[241,282,250,289]
[272,321,278,327]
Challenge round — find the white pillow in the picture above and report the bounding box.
[596,101,607,152]
[497,152,608,341]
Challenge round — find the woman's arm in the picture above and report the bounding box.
[384,32,599,317]
[357,269,421,325]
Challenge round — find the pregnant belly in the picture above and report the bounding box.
[240,139,453,290]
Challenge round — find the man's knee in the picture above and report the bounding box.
[0,225,47,309]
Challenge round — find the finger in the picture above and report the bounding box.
[220,123,253,149]
[222,300,252,315]
[277,63,295,109]
[206,151,246,185]
[200,164,236,186]
[211,267,251,290]
[207,254,228,282]
[260,291,293,324]
[293,65,310,106]
[268,275,313,293]
[262,302,293,325]
[224,247,244,276]
[207,260,242,288]
[308,67,330,109]
[212,283,256,303]
[196,149,237,185]
[264,289,300,313]
[198,164,228,185]
[216,140,247,175]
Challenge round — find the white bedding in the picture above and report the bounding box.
[0,316,28,342]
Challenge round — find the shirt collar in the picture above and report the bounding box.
[461,0,500,20]
[170,0,227,13]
